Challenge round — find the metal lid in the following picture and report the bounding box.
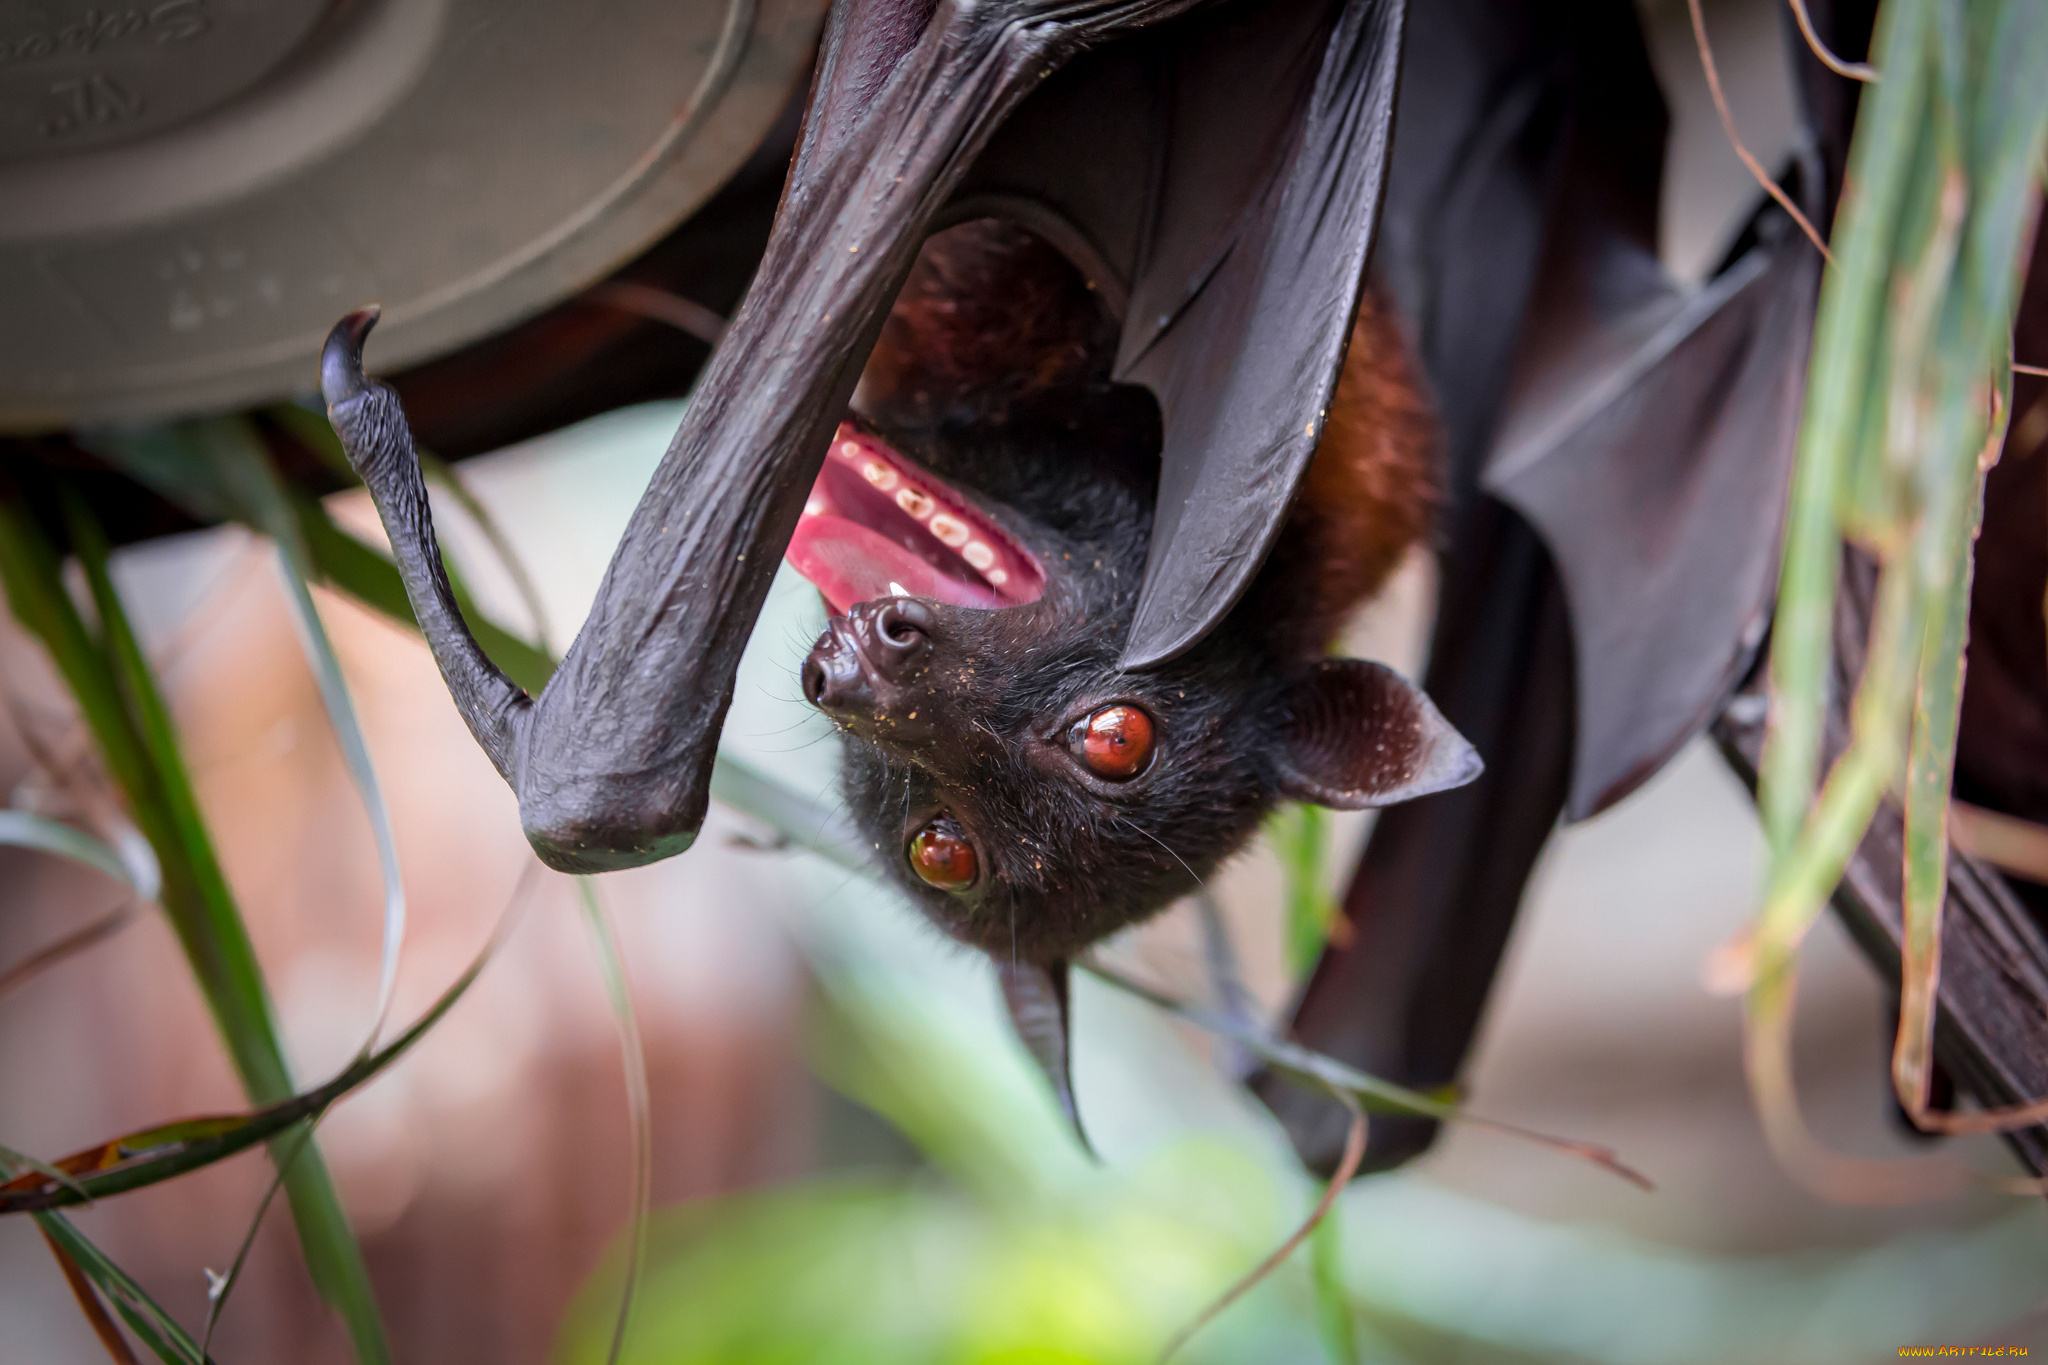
[0,0,824,430]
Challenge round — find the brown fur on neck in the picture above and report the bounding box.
[1285,286,1439,643]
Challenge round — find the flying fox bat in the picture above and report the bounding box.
[317,0,2048,1174]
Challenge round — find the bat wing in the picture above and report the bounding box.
[1259,0,1867,1173]
[1485,192,1822,819]
[942,0,1407,668]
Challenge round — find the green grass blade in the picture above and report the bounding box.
[275,548,407,1048]
[21,1196,212,1365]
[1743,0,2048,1191]
[0,810,156,897]
[1758,0,1932,858]
[0,809,153,997]
[193,419,409,1053]
[1268,803,1337,979]
[289,490,557,694]
[417,451,557,653]
[86,420,555,694]
[707,753,865,872]
[1895,463,1985,1116]
[268,401,556,652]
[42,1222,147,1365]
[575,879,652,1365]
[59,495,304,1096]
[11,490,393,1365]
[1078,957,1652,1190]
[199,1125,317,1358]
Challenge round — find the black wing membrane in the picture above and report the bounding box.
[1487,177,1822,821]
[1256,0,1828,1172]
[1262,0,2047,1182]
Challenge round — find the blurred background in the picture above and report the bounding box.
[3,0,2046,1361]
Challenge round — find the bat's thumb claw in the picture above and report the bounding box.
[322,306,383,406]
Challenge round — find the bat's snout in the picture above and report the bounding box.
[804,598,936,724]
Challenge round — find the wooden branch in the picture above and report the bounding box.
[1711,553,2048,1175]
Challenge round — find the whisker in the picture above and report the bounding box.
[1114,813,1215,904]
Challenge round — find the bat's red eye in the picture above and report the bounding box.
[908,817,978,890]
[1073,704,1155,779]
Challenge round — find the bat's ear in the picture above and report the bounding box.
[1272,660,1482,810]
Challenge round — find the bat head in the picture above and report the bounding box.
[788,222,1478,963]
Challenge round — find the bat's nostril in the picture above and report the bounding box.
[875,598,934,654]
[832,600,932,697]
[802,630,872,713]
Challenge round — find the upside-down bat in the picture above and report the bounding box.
[320,0,1413,1121]
[310,0,2048,1175]
[782,220,1474,1096]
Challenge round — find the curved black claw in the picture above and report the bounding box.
[321,305,383,408]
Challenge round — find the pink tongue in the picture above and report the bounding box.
[785,514,1005,615]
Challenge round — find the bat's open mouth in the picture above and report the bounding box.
[786,421,1046,615]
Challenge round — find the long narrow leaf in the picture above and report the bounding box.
[1747,0,2048,1198]
[0,489,394,1363]
[22,1200,212,1365]
[0,809,157,896]
[198,420,409,1053]
[289,491,556,694]
[265,402,557,651]
[42,1225,146,1365]
[1079,957,1652,1191]
[575,879,652,1365]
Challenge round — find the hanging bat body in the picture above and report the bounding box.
[786,222,1472,963]
[304,0,2048,1173]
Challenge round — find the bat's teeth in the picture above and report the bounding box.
[811,417,1045,608]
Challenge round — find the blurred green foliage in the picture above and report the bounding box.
[552,836,2048,1365]
[1269,803,1341,981]
[1751,0,2048,1182]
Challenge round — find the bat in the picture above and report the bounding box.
[312,0,2048,1175]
